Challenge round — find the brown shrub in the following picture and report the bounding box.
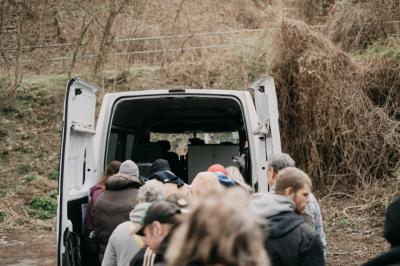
[327,0,400,51]
[266,19,400,186]
[358,41,400,120]
[295,0,335,24]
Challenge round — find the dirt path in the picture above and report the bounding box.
[0,230,56,266]
[0,194,390,266]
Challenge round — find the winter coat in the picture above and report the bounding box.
[93,173,142,258]
[101,221,144,266]
[249,193,325,266]
[84,184,104,234]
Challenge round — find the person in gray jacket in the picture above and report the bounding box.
[102,180,165,266]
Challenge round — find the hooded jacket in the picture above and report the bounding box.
[249,193,325,266]
[93,173,142,258]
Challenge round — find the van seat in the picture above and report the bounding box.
[137,162,152,179]
[133,142,163,163]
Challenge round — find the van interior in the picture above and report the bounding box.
[106,95,252,184]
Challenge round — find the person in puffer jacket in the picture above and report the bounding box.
[249,167,325,266]
[93,160,143,262]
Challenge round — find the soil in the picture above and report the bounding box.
[0,230,56,266]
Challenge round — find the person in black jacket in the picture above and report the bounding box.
[362,196,400,266]
[249,167,325,266]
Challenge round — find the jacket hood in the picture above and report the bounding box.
[129,202,152,223]
[249,193,304,239]
[267,211,304,238]
[105,173,142,190]
[249,193,295,217]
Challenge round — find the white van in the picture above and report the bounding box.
[57,76,281,265]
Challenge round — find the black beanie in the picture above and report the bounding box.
[384,197,400,247]
[150,159,170,175]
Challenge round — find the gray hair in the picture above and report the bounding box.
[137,180,164,203]
[268,153,296,173]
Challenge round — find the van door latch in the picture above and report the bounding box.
[253,120,270,139]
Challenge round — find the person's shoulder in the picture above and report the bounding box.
[298,222,320,239]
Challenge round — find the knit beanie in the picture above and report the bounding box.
[150,159,170,174]
[208,164,228,176]
[119,160,139,178]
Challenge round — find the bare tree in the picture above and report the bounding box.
[0,0,23,110]
[92,0,129,81]
[67,2,96,78]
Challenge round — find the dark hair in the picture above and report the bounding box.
[98,160,121,186]
[275,167,312,195]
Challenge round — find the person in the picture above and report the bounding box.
[101,181,165,266]
[226,165,252,192]
[129,200,182,266]
[362,196,400,266]
[190,171,222,199]
[149,159,191,198]
[250,167,325,266]
[266,153,295,193]
[267,153,326,250]
[83,160,121,266]
[93,160,143,261]
[165,188,270,266]
[207,163,236,187]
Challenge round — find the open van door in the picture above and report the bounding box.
[57,78,98,266]
[249,76,282,192]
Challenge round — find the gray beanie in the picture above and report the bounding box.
[119,160,139,178]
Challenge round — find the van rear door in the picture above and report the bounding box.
[250,76,282,192]
[57,78,98,265]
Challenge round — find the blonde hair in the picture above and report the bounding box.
[226,166,252,192]
[165,188,270,266]
[191,171,222,199]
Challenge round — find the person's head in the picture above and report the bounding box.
[151,159,171,175]
[384,197,400,247]
[191,171,222,199]
[129,180,164,224]
[165,188,269,266]
[139,200,181,252]
[118,160,139,179]
[98,160,121,185]
[208,163,228,176]
[267,153,296,187]
[226,165,252,192]
[275,167,312,214]
[137,180,165,203]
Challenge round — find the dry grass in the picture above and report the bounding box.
[327,0,400,51]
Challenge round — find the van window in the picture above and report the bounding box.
[106,130,135,164]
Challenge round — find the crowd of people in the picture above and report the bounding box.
[81,153,399,266]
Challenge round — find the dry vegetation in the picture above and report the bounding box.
[0,0,400,264]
